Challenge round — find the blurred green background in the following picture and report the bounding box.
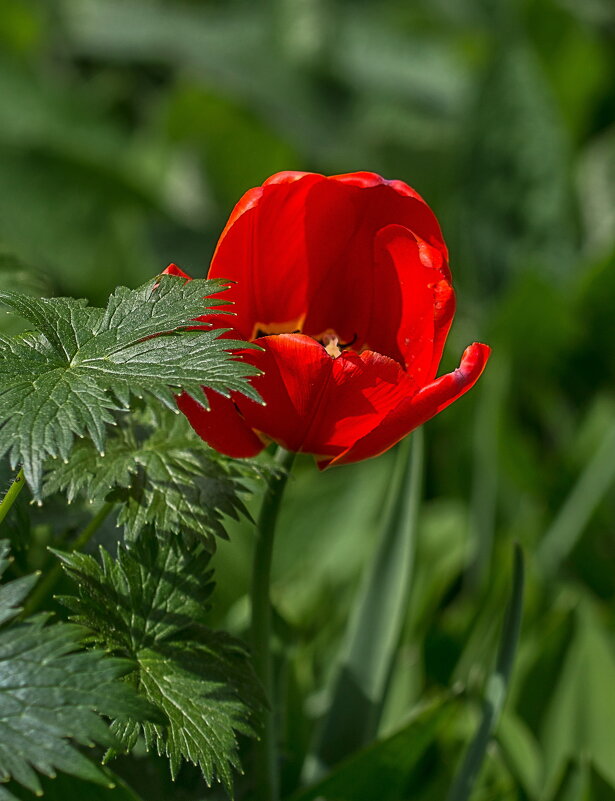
[1,0,615,798]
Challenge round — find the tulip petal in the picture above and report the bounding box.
[208,172,452,366]
[177,390,265,459]
[234,334,413,457]
[332,171,448,258]
[307,349,413,456]
[300,179,450,357]
[324,342,491,467]
[162,263,192,280]
[366,224,453,376]
[209,173,325,339]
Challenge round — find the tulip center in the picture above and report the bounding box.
[251,315,306,340]
[322,333,342,358]
[316,329,358,358]
[252,320,358,359]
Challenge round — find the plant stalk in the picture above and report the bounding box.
[251,447,296,801]
[0,469,26,527]
[22,501,115,617]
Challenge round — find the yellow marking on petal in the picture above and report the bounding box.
[251,314,306,340]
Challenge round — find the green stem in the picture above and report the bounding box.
[22,501,115,617]
[251,447,296,801]
[0,469,26,527]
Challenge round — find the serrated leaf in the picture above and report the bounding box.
[0,275,260,496]
[0,541,39,626]
[0,540,159,801]
[56,535,263,793]
[8,767,144,801]
[43,405,263,548]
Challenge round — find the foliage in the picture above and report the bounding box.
[292,697,454,801]
[55,535,263,793]
[43,405,262,549]
[1,0,615,798]
[0,540,157,801]
[0,275,259,495]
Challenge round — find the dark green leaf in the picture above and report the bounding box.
[0,248,49,336]
[0,275,260,496]
[536,420,615,575]
[445,545,525,801]
[496,711,543,800]
[43,405,263,548]
[548,759,615,801]
[56,535,263,792]
[541,602,615,796]
[0,540,158,801]
[292,697,454,801]
[8,768,144,801]
[0,540,39,625]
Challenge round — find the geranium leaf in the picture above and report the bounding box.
[43,405,264,549]
[0,275,260,496]
[0,541,159,801]
[55,535,264,794]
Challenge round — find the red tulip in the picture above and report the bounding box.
[169,171,490,467]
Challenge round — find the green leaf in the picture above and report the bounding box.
[578,124,615,257]
[590,765,615,801]
[9,768,144,801]
[0,274,260,496]
[290,697,454,801]
[541,602,615,797]
[0,248,49,336]
[536,419,615,575]
[0,539,39,624]
[308,432,423,777]
[0,540,158,801]
[495,711,543,801]
[56,535,264,792]
[461,37,576,292]
[445,545,525,801]
[43,404,263,548]
[548,759,615,801]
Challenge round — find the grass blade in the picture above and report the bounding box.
[467,357,509,589]
[536,420,615,575]
[291,696,453,801]
[446,544,525,801]
[305,430,423,778]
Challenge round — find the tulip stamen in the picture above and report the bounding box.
[322,333,342,358]
[317,330,358,357]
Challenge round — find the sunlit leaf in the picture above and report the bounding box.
[0,275,259,495]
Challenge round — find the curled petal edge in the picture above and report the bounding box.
[322,342,492,468]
